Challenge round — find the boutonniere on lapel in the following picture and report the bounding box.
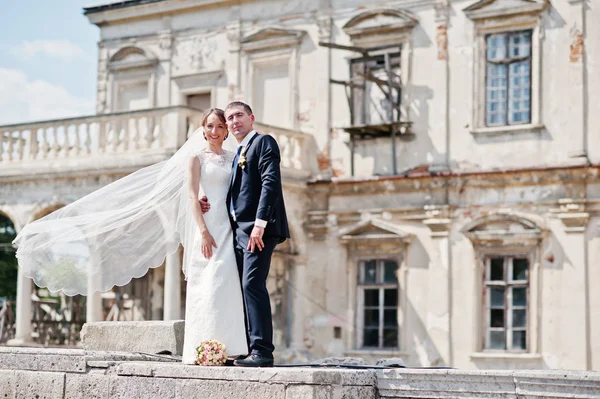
[237,146,248,170]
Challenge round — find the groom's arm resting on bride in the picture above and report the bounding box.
[247,134,283,253]
[188,155,217,258]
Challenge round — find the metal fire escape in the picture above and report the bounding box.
[320,42,413,176]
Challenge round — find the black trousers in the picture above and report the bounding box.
[233,225,277,358]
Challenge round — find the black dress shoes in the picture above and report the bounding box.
[233,354,274,367]
[225,355,248,366]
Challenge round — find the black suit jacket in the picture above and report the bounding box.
[227,132,290,243]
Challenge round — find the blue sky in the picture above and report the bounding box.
[0,1,100,125]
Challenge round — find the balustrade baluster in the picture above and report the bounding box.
[83,122,92,154]
[291,136,302,170]
[40,127,49,159]
[6,132,14,162]
[109,121,120,153]
[49,126,59,158]
[131,117,140,151]
[28,128,39,160]
[0,131,6,163]
[71,124,81,156]
[121,120,128,152]
[152,118,161,149]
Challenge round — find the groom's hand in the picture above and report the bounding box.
[199,195,210,214]
[248,226,265,252]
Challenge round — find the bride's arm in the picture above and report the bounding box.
[188,155,217,258]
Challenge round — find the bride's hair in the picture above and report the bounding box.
[202,108,227,140]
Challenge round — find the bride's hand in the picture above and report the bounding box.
[201,230,218,258]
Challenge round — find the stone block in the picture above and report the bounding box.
[0,347,86,373]
[0,370,16,399]
[65,374,110,399]
[514,370,600,398]
[286,384,377,399]
[377,369,517,399]
[109,376,176,399]
[285,385,333,399]
[146,362,377,386]
[14,371,65,399]
[175,379,286,399]
[81,320,185,355]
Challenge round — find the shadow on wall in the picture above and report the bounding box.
[350,85,444,175]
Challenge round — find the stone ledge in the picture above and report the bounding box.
[1,348,600,399]
[116,361,377,386]
[0,346,87,373]
[81,320,185,356]
[377,369,600,399]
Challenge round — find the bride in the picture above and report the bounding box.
[12,108,248,364]
[182,108,247,363]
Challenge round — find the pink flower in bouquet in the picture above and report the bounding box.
[195,340,228,366]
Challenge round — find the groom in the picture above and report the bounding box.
[204,101,289,367]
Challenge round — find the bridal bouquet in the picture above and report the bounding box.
[195,340,227,366]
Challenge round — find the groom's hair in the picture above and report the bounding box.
[225,101,253,116]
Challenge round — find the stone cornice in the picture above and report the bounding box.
[308,164,600,196]
[85,0,254,25]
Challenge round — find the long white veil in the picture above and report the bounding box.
[12,127,210,296]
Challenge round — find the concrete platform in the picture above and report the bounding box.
[0,347,599,398]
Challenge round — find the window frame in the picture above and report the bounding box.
[483,254,531,352]
[484,30,533,127]
[470,13,544,135]
[356,258,400,349]
[349,47,403,127]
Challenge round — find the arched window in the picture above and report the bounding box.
[0,214,17,300]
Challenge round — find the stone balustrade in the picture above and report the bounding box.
[0,106,202,164]
[0,108,318,179]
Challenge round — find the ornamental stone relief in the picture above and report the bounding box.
[173,35,218,74]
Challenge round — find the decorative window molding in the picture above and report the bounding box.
[173,70,224,108]
[463,0,548,20]
[108,46,158,71]
[461,212,547,354]
[464,0,548,135]
[107,46,158,112]
[240,27,305,53]
[240,27,306,129]
[339,218,413,351]
[342,9,417,48]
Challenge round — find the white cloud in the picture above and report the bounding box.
[0,68,95,125]
[11,40,87,61]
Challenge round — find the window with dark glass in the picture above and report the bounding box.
[484,256,529,351]
[359,259,399,349]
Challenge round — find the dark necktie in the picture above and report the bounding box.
[229,146,243,220]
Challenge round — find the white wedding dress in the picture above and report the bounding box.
[181,150,248,364]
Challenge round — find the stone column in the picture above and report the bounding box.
[557,200,590,369]
[86,291,103,323]
[163,247,181,321]
[567,0,587,158]
[10,268,32,345]
[423,212,452,366]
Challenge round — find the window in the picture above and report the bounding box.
[350,50,402,126]
[358,259,399,349]
[485,31,532,126]
[484,255,529,351]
